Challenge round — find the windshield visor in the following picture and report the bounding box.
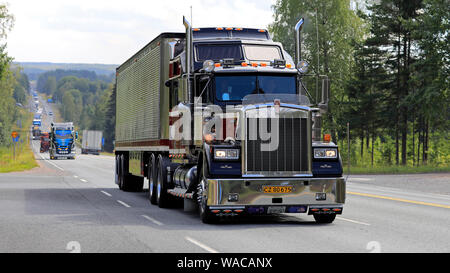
[215,74,296,102]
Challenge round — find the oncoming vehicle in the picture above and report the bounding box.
[40,132,50,153]
[49,122,77,160]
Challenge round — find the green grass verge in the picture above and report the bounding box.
[344,164,450,174]
[0,110,38,173]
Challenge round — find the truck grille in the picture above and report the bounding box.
[245,116,309,174]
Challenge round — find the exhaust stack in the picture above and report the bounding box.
[183,16,192,102]
[294,18,304,65]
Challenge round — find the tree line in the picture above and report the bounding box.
[37,71,116,152]
[0,5,32,147]
[270,0,449,167]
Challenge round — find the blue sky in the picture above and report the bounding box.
[6,0,277,64]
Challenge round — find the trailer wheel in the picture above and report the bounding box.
[118,154,124,190]
[313,213,336,224]
[119,155,143,192]
[148,154,157,205]
[114,155,119,185]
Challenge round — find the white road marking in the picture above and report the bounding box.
[336,216,371,226]
[73,175,78,178]
[185,236,219,253]
[117,200,131,208]
[100,191,112,197]
[80,179,88,183]
[35,146,65,171]
[142,215,164,226]
[44,158,65,171]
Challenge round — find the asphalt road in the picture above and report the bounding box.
[1,97,449,253]
[1,138,449,253]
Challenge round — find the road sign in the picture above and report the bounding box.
[11,131,20,161]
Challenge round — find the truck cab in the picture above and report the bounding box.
[49,122,77,160]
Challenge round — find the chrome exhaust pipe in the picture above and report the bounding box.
[294,18,304,66]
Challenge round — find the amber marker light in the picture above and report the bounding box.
[323,134,331,143]
[204,133,214,143]
[241,62,248,67]
[214,63,221,67]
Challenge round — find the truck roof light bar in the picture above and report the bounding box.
[222,58,234,68]
[272,59,286,68]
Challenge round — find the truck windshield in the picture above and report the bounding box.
[55,130,72,139]
[215,74,296,102]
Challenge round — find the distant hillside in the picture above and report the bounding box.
[12,62,118,81]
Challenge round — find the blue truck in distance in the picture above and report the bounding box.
[49,122,77,160]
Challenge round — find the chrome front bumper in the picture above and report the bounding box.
[53,152,75,158]
[205,177,345,207]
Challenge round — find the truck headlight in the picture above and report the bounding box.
[214,149,239,160]
[314,148,337,159]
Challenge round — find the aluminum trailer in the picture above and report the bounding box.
[81,130,103,155]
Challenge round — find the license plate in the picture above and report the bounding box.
[262,185,293,193]
[268,206,286,214]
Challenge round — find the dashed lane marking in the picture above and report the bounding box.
[185,236,219,253]
[117,200,131,208]
[142,215,164,226]
[100,191,112,197]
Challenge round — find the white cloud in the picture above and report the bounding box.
[6,0,277,64]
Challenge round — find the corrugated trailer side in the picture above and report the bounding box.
[115,33,184,151]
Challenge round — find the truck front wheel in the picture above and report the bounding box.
[148,154,157,205]
[196,153,217,224]
[156,155,172,208]
[197,181,217,224]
